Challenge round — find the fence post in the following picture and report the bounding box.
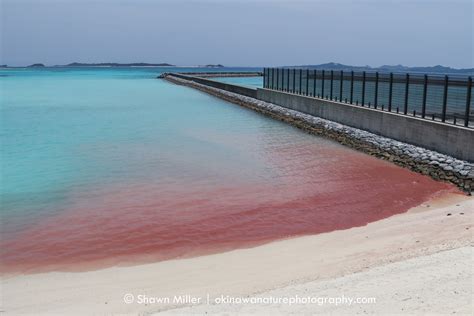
[330,70,334,100]
[404,73,409,115]
[276,68,280,90]
[282,69,285,91]
[280,68,282,90]
[267,68,270,88]
[281,68,284,91]
[321,70,325,98]
[442,75,448,122]
[268,68,271,89]
[268,67,271,89]
[339,70,343,101]
[269,68,272,89]
[274,68,277,90]
[313,70,317,97]
[279,68,281,91]
[281,68,284,90]
[268,68,270,89]
[263,68,268,88]
[465,76,472,127]
[286,69,289,91]
[292,69,295,93]
[388,73,393,112]
[271,68,274,89]
[422,74,428,118]
[306,69,310,96]
[280,68,283,90]
[374,72,379,109]
[299,69,302,94]
[267,68,269,89]
[350,71,354,104]
[361,71,366,106]
[263,68,266,88]
[275,68,277,90]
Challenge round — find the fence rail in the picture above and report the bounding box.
[263,68,473,128]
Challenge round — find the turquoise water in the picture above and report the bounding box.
[1,67,264,223]
[213,76,263,88]
[0,67,455,273]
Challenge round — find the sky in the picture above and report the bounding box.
[1,0,473,68]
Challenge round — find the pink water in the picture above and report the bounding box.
[0,142,457,274]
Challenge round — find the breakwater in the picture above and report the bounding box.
[158,72,262,79]
[164,73,258,98]
[163,73,474,193]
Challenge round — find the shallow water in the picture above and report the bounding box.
[213,76,263,87]
[0,67,457,273]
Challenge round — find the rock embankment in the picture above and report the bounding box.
[165,74,474,194]
[158,72,262,79]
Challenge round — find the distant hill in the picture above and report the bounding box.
[204,64,224,68]
[61,62,175,67]
[27,63,46,67]
[286,62,474,75]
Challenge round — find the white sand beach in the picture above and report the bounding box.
[162,246,473,315]
[1,193,472,315]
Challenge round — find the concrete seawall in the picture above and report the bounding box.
[162,73,258,98]
[257,89,474,162]
[159,72,262,78]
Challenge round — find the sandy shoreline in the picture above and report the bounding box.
[162,246,473,315]
[1,193,472,315]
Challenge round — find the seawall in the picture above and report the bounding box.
[162,73,258,98]
[158,72,263,79]
[162,74,474,193]
[257,89,474,162]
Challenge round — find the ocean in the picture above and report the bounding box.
[0,67,456,273]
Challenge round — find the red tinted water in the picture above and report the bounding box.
[0,144,458,274]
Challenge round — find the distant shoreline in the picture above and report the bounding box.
[1,62,472,75]
[0,63,227,69]
[0,65,253,69]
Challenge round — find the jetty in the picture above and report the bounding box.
[158,72,262,79]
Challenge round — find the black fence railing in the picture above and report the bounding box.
[263,68,473,128]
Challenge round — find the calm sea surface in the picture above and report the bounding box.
[0,67,456,273]
[213,76,263,87]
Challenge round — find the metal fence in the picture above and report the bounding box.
[263,68,473,128]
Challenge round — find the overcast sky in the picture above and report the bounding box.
[1,0,473,68]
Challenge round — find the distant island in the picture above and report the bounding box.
[27,63,46,67]
[204,64,224,68]
[62,62,175,67]
[286,62,474,75]
[2,62,471,75]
